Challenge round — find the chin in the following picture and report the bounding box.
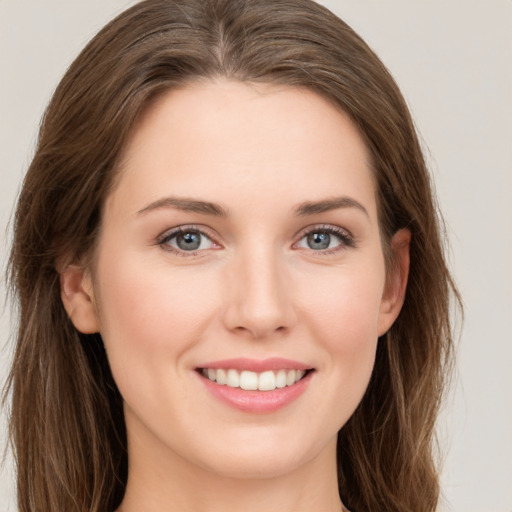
[187,426,336,481]
[199,449,309,480]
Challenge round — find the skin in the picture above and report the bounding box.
[61,79,410,512]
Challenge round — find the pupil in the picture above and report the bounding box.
[177,232,201,250]
[307,232,330,250]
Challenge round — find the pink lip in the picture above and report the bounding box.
[197,357,313,372]
[195,358,314,414]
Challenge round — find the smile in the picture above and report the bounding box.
[200,368,308,391]
[196,358,314,413]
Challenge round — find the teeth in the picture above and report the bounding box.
[201,368,308,391]
[275,369,287,388]
[286,369,296,386]
[258,370,275,391]
[216,368,227,385]
[240,371,258,390]
[226,369,239,388]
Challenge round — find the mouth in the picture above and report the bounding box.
[198,367,313,392]
[195,358,315,413]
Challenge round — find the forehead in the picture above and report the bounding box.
[110,79,377,219]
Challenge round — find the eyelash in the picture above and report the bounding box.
[294,224,356,254]
[157,224,355,257]
[157,225,219,256]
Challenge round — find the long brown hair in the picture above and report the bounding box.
[4,0,460,510]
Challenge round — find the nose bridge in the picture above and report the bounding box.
[223,241,295,338]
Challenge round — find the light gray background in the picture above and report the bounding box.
[1,1,511,510]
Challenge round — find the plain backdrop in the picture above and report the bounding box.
[1,1,511,511]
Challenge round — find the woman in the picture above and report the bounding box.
[4,0,459,510]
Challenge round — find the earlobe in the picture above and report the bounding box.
[377,228,411,336]
[60,265,100,334]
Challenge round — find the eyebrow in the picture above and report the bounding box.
[294,196,370,218]
[136,196,228,217]
[136,195,369,219]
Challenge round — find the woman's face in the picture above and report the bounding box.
[65,80,408,481]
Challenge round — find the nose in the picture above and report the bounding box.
[222,246,297,339]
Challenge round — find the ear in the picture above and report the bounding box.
[59,264,100,334]
[377,228,411,336]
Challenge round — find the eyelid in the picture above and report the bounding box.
[292,224,356,252]
[156,223,355,256]
[157,224,222,255]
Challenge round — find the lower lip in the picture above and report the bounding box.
[197,371,313,414]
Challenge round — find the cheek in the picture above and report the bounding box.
[300,264,384,385]
[93,253,219,386]
[304,262,384,336]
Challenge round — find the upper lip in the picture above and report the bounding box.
[197,357,313,372]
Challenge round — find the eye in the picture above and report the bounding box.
[158,227,218,254]
[295,226,355,252]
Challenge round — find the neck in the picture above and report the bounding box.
[117,435,345,512]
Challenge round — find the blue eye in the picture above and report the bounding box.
[159,228,216,253]
[305,232,332,250]
[297,226,354,252]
